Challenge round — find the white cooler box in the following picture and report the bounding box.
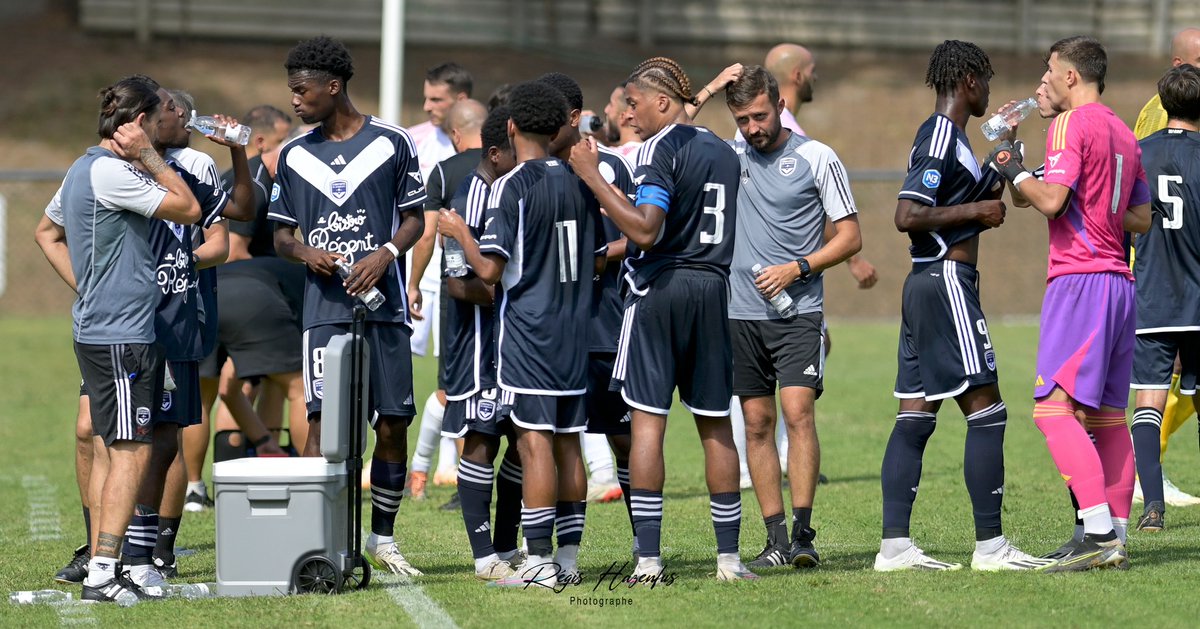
[213,457,351,596]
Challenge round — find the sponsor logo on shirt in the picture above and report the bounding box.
[1046,152,1062,168]
[780,157,797,177]
[307,209,378,263]
[921,169,941,189]
[157,248,191,295]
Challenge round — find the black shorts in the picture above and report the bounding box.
[612,268,733,417]
[197,344,225,380]
[586,353,630,435]
[500,389,586,434]
[437,278,449,390]
[732,314,825,398]
[442,387,506,438]
[215,271,303,379]
[1131,331,1200,394]
[303,322,416,421]
[156,360,202,426]
[894,260,998,401]
[74,342,163,446]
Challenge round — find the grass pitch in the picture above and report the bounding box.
[2,317,1199,628]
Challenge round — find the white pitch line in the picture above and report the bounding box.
[374,573,459,629]
[22,475,62,542]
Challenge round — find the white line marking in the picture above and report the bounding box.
[22,475,62,541]
[375,573,459,629]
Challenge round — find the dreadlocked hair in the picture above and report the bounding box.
[925,40,993,96]
[628,57,698,107]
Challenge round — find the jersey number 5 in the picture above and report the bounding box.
[1158,175,1184,230]
[699,183,726,245]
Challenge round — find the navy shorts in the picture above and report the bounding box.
[1132,331,1200,395]
[74,342,163,446]
[894,259,998,401]
[612,268,733,417]
[500,389,586,434]
[586,353,630,435]
[442,387,506,438]
[156,360,202,426]
[302,322,416,422]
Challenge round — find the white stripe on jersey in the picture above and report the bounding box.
[487,162,526,209]
[598,143,635,181]
[636,124,676,168]
[943,260,980,376]
[369,118,418,157]
[911,231,949,263]
[466,176,488,228]
[929,116,953,160]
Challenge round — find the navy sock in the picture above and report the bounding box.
[521,506,556,557]
[493,456,523,554]
[881,411,937,538]
[369,458,406,537]
[457,458,496,559]
[710,492,741,554]
[964,402,1006,540]
[153,516,180,565]
[121,505,158,565]
[616,462,634,534]
[1132,407,1165,506]
[556,500,587,547]
[630,489,663,558]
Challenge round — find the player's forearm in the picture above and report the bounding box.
[807,217,862,273]
[1015,178,1070,219]
[894,199,981,232]
[606,237,628,261]
[389,209,425,256]
[222,146,255,222]
[34,220,76,292]
[446,276,493,306]
[408,210,438,291]
[227,233,253,262]
[144,149,202,224]
[195,224,228,269]
[460,235,503,285]
[1124,203,1152,234]
[273,225,310,264]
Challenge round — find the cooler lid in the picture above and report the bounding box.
[213,457,347,484]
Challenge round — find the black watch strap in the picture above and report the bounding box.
[797,258,811,279]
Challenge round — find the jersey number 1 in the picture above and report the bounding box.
[556,219,579,282]
[699,183,726,245]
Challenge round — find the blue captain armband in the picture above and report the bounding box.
[635,184,671,212]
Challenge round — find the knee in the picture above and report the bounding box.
[743,416,775,442]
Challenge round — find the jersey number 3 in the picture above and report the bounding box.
[699,183,726,245]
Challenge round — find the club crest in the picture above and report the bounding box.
[779,157,797,176]
[330,180,348,199]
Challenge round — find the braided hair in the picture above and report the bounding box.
[627,57,698,107]
[925,40,993,96]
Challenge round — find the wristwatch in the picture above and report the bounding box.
[796,258,812,281]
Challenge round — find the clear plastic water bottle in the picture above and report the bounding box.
[443,237,469,278]
[752,264,798,319]
[335,259,386,311]
[9,590,72,605]
[981,97,1038,141]
[114,589,139,607]
[188,111,251,146]
[157,582,217,599]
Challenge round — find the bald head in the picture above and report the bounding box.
[444,98,487,152]
[1172,28,1200,67]
[764,43,816,107]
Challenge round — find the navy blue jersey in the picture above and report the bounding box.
[1135,128,1200,332]
[442,170,497,399]
[897,114,1001,261]
[150,164,227,360]
[624,124,739,291]
[591,145,636,352]
[268,116,426,329]
[480,158,605,394]
[221,155,276,257]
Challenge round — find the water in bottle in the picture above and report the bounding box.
[443,237,469,278]
[335,259,386,311]
[188,111,251,146]
[9,590,72,605]
[980,97,1038,141]
[751,264,798,319]
[156,582,217,599]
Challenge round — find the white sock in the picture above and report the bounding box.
[729,397,749,478]
[880,537,913,560]
[522,554,550,569]
[583,433,615,483]
[1078,503,1114,536]
[716,552,741,567]
[555,544,580,571]
[635,555,662,572]
[368,533,394,547]
[186,480,206,495]
[436,435,458,475]
[411,393,444,474]
[474,553,500,573]
[1073,524,1085,542]
[776,416,789,472]
[86,557,116,586]
[1112,517,1128,543]
[974,535,1006,556]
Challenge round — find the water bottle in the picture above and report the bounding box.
[335,259,386,311]
[188,111,251,146]
[981,97,1038,141]
[752,264,798,319]
[114,590,139,607]
[443,237,469,278]
[9,590,72,605]
[157,582,217,599]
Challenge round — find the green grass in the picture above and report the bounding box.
[3,317,1200,628]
